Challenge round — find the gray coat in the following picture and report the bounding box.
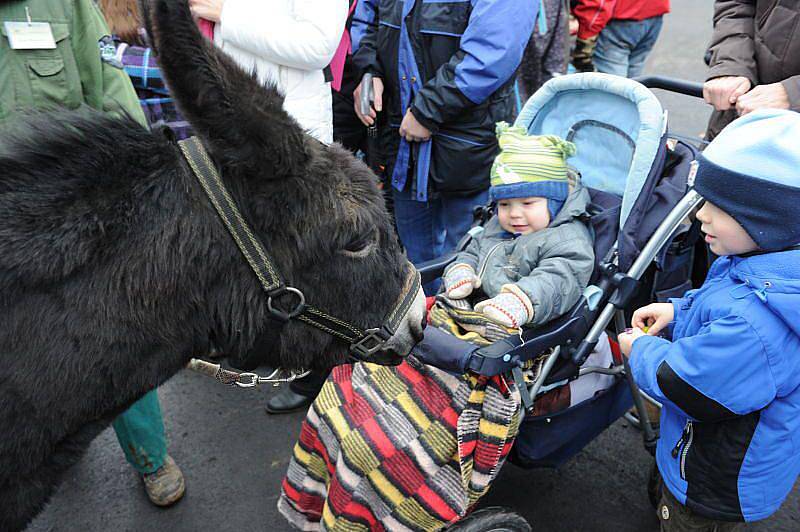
[446,181,594,327]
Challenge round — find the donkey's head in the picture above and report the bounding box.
[142,0,425,371]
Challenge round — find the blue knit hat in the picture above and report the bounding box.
[693,109,800,252]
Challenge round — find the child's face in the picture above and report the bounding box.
[497,197,550,235]
[696,201,758,256]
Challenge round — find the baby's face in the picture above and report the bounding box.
[696,201,758,256]
[497,197,550,235]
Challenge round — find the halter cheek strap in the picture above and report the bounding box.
[178,137,420,360]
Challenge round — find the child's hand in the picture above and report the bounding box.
[474,285,533,328]
[618,328,647,358]
[632,303,674,337]
[443,264,481,299]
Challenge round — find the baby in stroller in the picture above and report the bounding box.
[278,125,596,532]
[439,123,594,334]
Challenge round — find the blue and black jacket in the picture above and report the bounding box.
[629,251,800,522]
[351,0,538,199]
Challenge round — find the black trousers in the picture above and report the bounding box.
[289,369,328,398]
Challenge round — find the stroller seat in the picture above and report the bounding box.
[414,73,704,467]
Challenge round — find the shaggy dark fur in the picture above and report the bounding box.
[0,1,416,529]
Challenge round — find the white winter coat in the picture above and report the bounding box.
[215,0,348,143]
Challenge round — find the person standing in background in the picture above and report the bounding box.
[186,0,348,144]
[181,0,348,414]
[99,0,194,140]
[518,0,569,101]
[571,0,669,78]
[1,0,185,508]
[702,0,800,141]
[351,0,538,284]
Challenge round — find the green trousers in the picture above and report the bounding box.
[112,390,167,474]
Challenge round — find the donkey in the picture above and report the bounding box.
[0,0,426,529]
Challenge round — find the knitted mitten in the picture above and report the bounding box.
[444,264,481,299]
[571,35,598,72]
[475,284,534,328]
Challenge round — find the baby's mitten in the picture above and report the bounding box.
[475,285,534,328]
[444,264,481,299]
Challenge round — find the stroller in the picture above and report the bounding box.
[414,73,708,531]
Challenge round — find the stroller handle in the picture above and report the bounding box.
[633,76,704,99]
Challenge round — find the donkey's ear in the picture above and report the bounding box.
[140,0,308,177]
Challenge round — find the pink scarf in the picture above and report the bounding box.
[330,0,358,92]
[198,18,215,40]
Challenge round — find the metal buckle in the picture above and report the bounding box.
[234,372,259,388]
[267,286,306,322]
[350,326,393,360]
[232,368,312,388]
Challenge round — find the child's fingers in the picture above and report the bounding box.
[631,308,652,329]
[647,317,669,336]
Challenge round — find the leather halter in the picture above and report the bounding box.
[178,137,421,362]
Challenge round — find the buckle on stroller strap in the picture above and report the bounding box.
[511,366,534,411]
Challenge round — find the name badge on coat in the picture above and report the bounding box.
[4,21,56,50]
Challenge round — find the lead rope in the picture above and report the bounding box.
[186,358,311,388]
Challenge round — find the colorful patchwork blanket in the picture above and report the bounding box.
[278,356,521,531]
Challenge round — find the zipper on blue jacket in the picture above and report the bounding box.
[671,420,694,480]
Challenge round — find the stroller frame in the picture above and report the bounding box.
[417,76,708,460]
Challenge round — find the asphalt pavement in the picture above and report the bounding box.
[28,1,800,530]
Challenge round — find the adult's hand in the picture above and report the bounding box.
[353,76,384,126]
[571,36,597,73]
[399,110,431,142]
[703,76,751,111]
[188,0,225,22]
[735,82,790,115]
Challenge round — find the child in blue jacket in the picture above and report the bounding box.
[619,109,800,531]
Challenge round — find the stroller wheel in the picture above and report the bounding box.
[447,507,531,532]
[648,461,663,509]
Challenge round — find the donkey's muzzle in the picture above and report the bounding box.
[355,273,427,365]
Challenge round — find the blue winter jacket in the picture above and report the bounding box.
[629,250,800,522]
[351,0,538,200]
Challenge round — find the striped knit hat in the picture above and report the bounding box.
[489,122,576,218]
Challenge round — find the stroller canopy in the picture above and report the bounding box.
[514,73,666,229]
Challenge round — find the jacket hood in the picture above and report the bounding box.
[727,250,800,338]
[549,175,590,228]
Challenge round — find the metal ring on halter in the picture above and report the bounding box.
[267,286,306,322]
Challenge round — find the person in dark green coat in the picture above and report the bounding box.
[0,0,185,507]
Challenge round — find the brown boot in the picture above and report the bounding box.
[142,455,185,507]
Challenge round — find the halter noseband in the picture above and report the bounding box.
[178,137,421,362]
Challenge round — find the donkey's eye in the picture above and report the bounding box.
[340,231,377,258]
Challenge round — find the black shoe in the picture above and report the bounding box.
[265,386,314,415]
